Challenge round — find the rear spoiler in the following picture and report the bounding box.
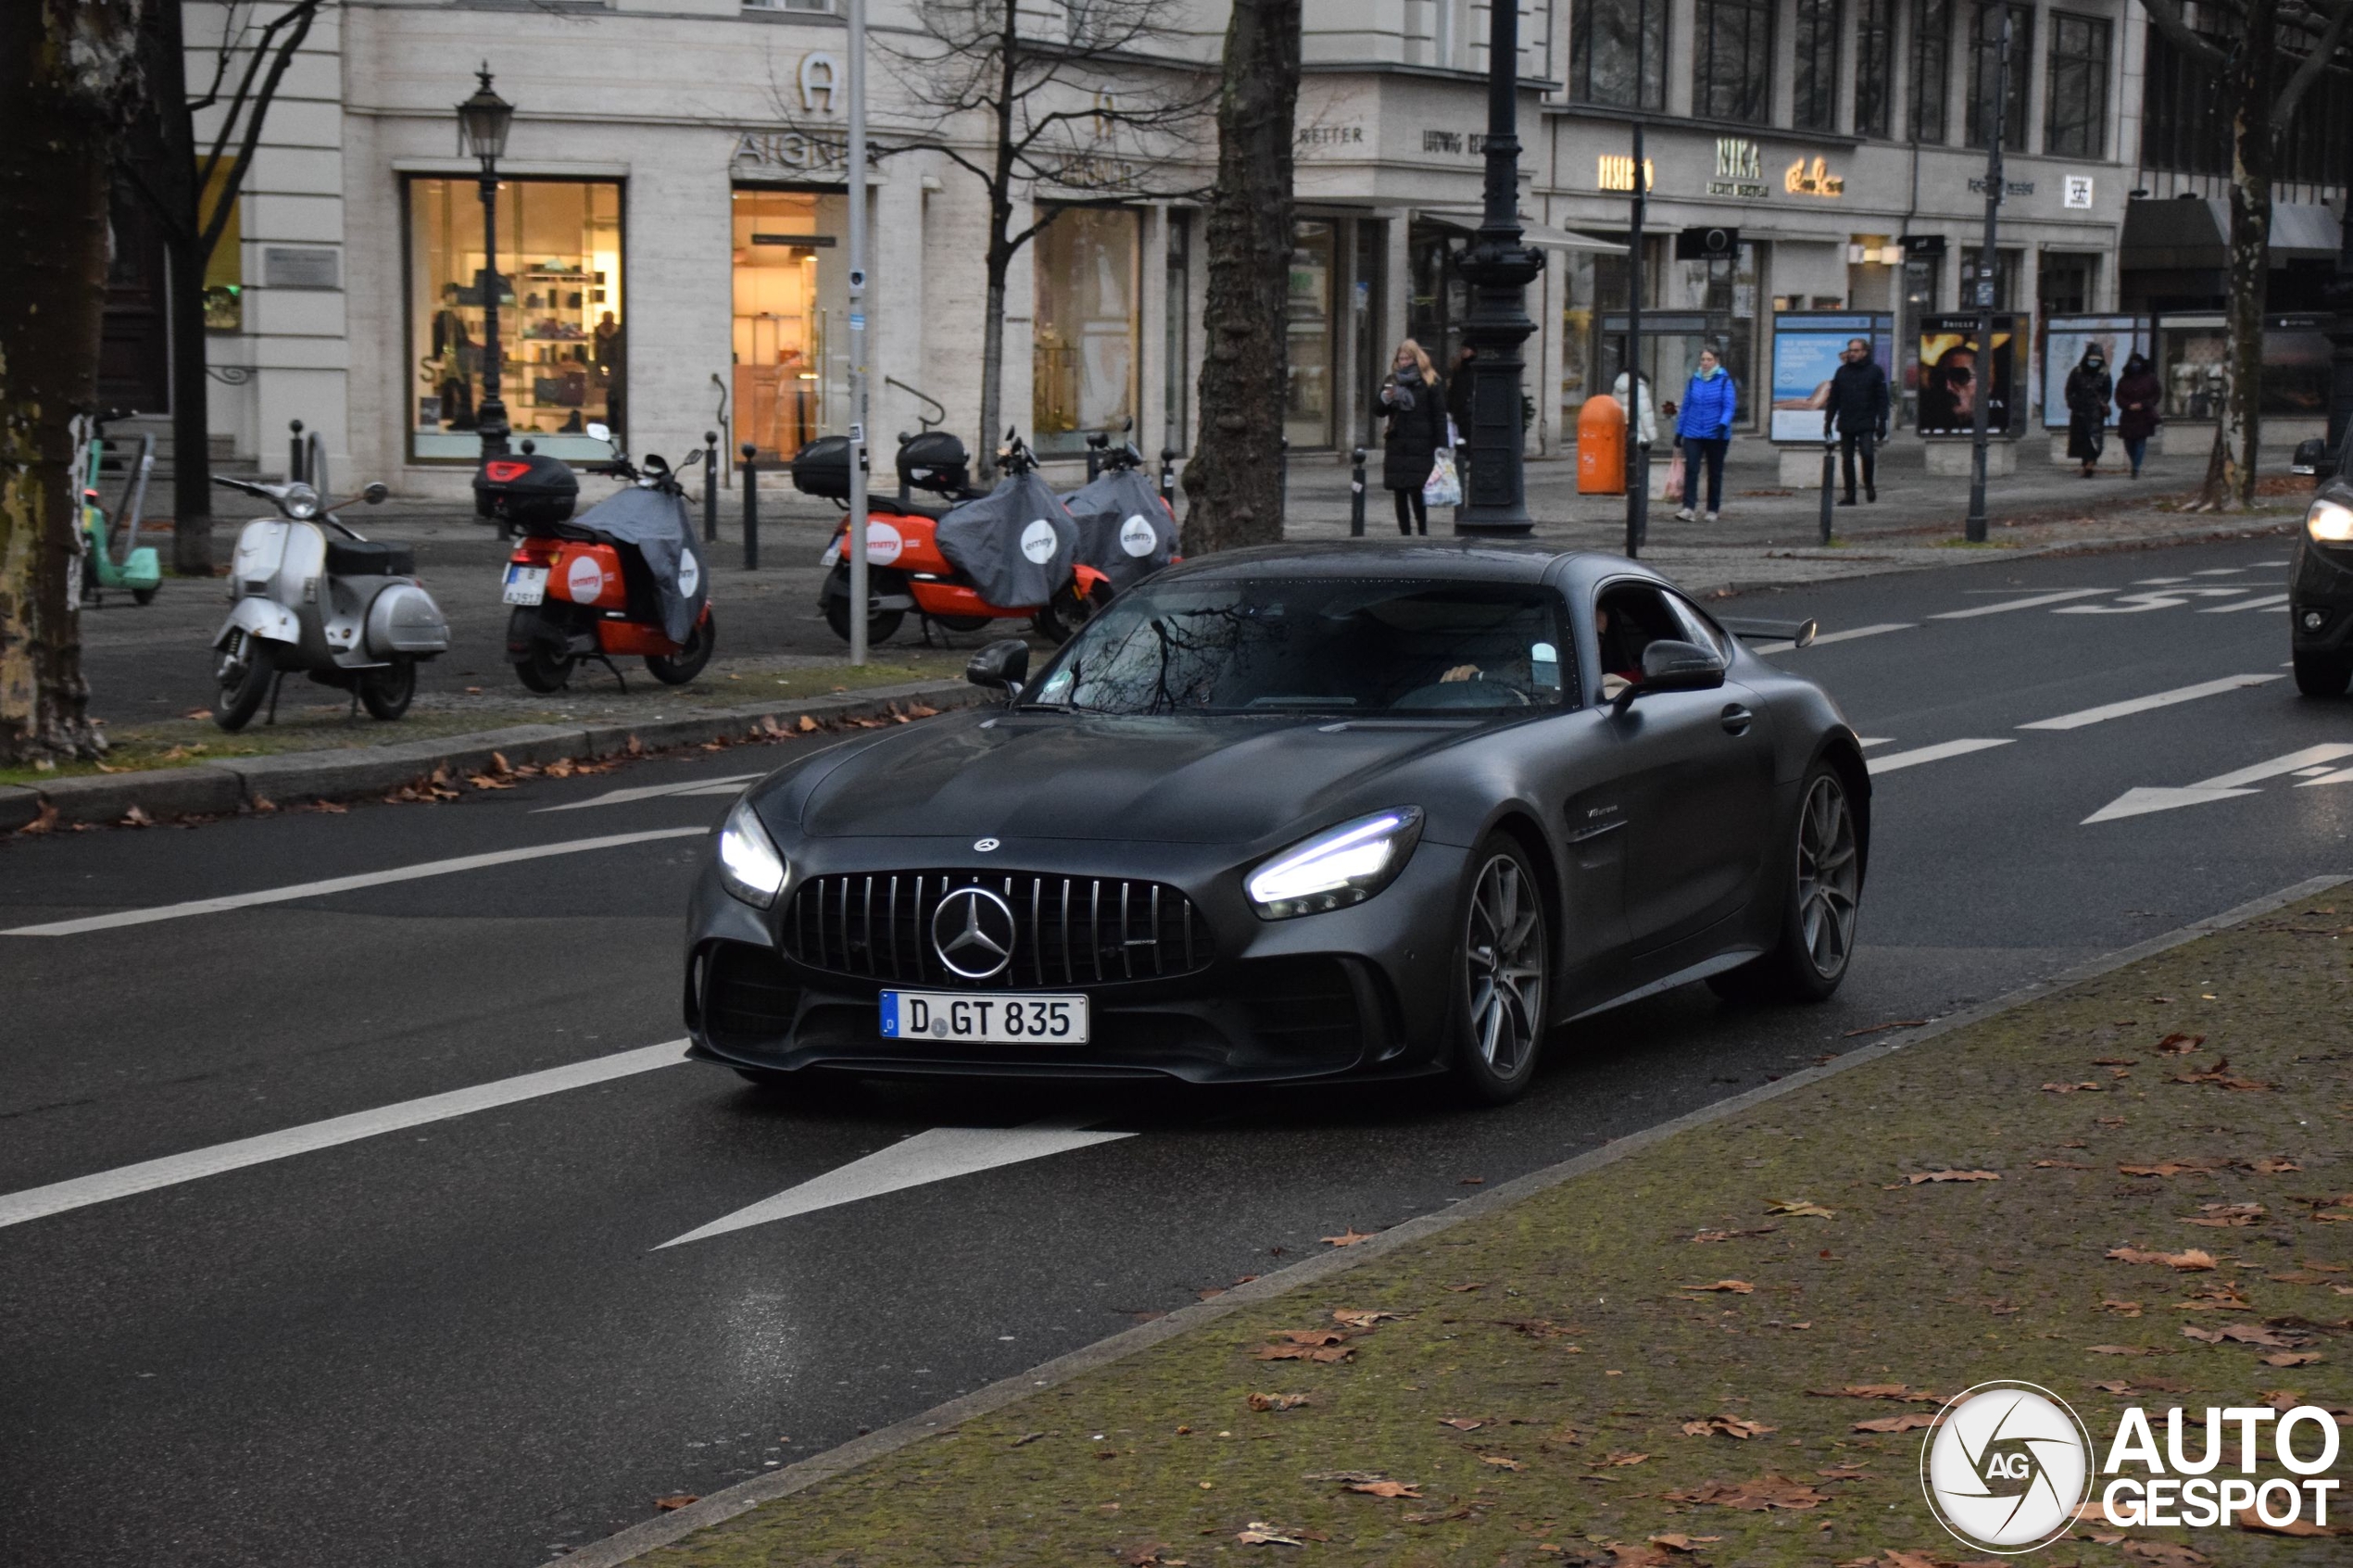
[1718,617,1818,648]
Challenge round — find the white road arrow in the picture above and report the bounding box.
[656,1114,1134,1248]
[2082,744,2353,823]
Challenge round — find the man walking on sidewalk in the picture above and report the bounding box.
[1826,338,1889,505]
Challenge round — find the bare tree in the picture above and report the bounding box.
[778,1,1214,476]
[1178,0,1300,554]
[3,0,151,765]
[119,0,326,573]
[2140,0,2353,508]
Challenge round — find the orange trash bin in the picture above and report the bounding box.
[1579,395,1627,495]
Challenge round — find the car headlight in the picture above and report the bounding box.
[716,796,788,909]
[1245,807,1424,920]
[2308,497,2353,544]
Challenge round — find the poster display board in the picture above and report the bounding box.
[1917,314,2020,437]
[2042,315,2150,429]
[1768,312,1895,442]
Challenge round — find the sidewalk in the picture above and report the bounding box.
[595,882,2351,1568]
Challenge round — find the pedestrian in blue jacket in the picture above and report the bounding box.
[1672,348,1738,522]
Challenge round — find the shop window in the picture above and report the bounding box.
[1910,0,1952,143]
[1353,220,1384,447]
[2043,14,2110,160]
[199,157,243,332]
[1965,3,2033,151]
[2036,252,2097,315]
[1692,0,1774,121]
[1034,206,1140,458]
[1854,0,1897,138]
[1407,223,1469,373]
[406,176,623,462]
[732,187,849,464]
[1793,0,1843,132]
[1569,0,1669,111]
[1286,220,1337,450]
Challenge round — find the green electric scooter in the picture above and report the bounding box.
[80,422,163,606]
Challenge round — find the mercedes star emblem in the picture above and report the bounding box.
[974,837,1000,852]
[931,884,1016,980]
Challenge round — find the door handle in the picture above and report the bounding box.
[1719,704,1753,734]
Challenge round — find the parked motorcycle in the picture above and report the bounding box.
[488,424,714,692]
[209,476,451,732]
[801,430,1105,646]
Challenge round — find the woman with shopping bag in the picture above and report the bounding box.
[1378,338,1449,534]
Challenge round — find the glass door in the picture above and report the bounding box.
[732,188,849,464]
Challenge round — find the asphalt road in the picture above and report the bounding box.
[4,533,2347,1568]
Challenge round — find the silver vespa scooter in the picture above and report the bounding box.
[209,476,452,732]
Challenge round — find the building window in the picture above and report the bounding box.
[1692,0,1774,121]
[1286,220,1337,450]
[742,1,833,12]
[1965,3,2033,150]
[1793,0,1843,132]
[2043,14,2110,159]
[1855,0,1897,138]
[1910,0,1952,142]
[405,176,623,462]
[1570,0,1669,110]
[1034,205,1139,458]
[2037,251,2097,314]
[199,157,243,332]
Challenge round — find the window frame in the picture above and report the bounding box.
[1692,0,1777,122]
[1855,0,1898,139]
[1793,0,1845,133]
[1569,0,1671,111]
[1909,0,1953,143]
[2042,11,2111,160]
[1964,2,2034,152]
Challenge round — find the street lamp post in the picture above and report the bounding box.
[1965,11,2010,544]
[457,68,516,459]
[2328,185,2353,473]
[1624,18,1649,558]
[845,0,869,666]
[1453,0,1543,535]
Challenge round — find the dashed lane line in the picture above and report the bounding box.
[0,827,710,937]
[2197,593,2292,614]
[1929,588,2113,618]
[2016,673,2285,732]
[1866,738,2015,773]
[1754,622,1915,654]
[533,774,764,813]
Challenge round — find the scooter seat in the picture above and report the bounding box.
[326,539,415,576]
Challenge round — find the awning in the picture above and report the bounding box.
[1416,209,1623,253]
[2271,201,2346,261]
[2121,195,2344,269]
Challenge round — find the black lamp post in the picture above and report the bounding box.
[1453,0,1544,535]
[457,66,516,458]
[2328,190,2353,473]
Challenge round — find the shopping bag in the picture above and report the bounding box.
[1662,448,1686,504]
[1423,447,1463,508]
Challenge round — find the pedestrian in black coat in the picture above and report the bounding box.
[1824,337,1890,504]
[1378,338,1448,535]
[2065,347,2113,476]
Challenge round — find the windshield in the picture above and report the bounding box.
[1024,577,1569,717]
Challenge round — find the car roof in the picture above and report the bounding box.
[1153,539,1667,594]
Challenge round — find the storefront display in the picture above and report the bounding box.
[1917,313,2020,435]
[1286,220,1336,450]
[1034,206,1141,458]
[2155,317,2227,420]
[733,188,849,464]
[405,177,623,461]
[1768,312,1894,441]
[2041,315,2148,428]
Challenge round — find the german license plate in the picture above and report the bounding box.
[880,991,1089,1045]
[502,565,548,606]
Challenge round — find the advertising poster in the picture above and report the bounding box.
[1768,313,1895,442]
[2042,315,2148,429]
[1918,314,2020,437]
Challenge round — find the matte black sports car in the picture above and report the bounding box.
[2288,462,2353,696]
[683,543,1869,1103]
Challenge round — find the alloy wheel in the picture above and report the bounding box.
[1795,774,1859,978]
[1464,852,1545,1076]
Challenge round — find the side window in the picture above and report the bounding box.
[1667,593,1732,659]
[1592,582,1684,683]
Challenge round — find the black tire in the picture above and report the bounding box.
[1709,761,1861,1005]
[824,596,903,645]
[647,610,716,685]
[1447,834,1551,1106]
[514,646,574,693]
[1032,580,1106,645]
[359,657,416,721]
[2292,649,2352,698]
[132,586,157,605]
[933,614,992,633]
[214,638,274,733]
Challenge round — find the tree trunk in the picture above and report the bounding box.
[2213,10,2278,510]
[2,0,148,766]
[128,0,215,574]
[1180,0,1302,556]
[979,253,1008,480]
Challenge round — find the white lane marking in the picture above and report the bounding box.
[656,1115,1136,1248]
[2133,577,2192,584]
[0,1043,686,1232]
[1858,736,1894,748]
[1754,622,1914,654]
[1,827,709,937]
[2017,673,2285,731]
[2190,568,2248,576]
[1930,588,2113,619]
[2295,765,2341,777]
[2297,766,2353,787]
[2083,744,2353,823]
[2057,589,2251,614]
[533,774,762,813]
[1868,738,2015,773]
[2197,593,2291,614]
[2254,559,2290,567]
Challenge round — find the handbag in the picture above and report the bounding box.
[1663,446,1686,504]
[1423,447,1463,508]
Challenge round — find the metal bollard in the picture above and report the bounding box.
[1818,436,1837,546]
[702,433,720,543]
[740,444,761,571]
[288,420,306,483]
[1160,447,1178,510]
[1350,446,1367,536]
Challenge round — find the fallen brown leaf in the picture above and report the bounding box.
[2107,1246,2218,1271]
[1235,1522,1304,1547]
[1852,1411,1944,1433]
[2261,1350,2325,1366]
[1807,1384,1939,1401]
[1251,1343,1352,1363]
[652,1495,698,1512]
[1691,1225,1778,1243]
[2234,1507,2346,1537]
[1478,1453,1524,1470]
[2101,1299,2145,1317]
[1246,1392,1311,1412]
[1684,1279,1755,1293]
[2248,1158,2303,1174]
[2180,1321,2294,1348]
[1443,1282,1487,1292]
[1597,1451,1650,1466]
[2034,1159,2096,1170]
[2086,1344,2159,1357]
[2119,1160,2221,1177]
[1646,1535,1722,1552]
[1905,1170,2001,1185]
[1437,1416,1485,1431]
[1343,1480,1422,1499]
[2043,1081,2104,1094]
[1682,1414,1777,1438]
[1766,1199,1836,1218]
[1320,1228,1378,1248]
[2153,1033,2206,1055]
[1661,1474,1829,1511]
[1330,1309,1401,1330]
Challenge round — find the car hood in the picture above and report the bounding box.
[784,710,1480,846]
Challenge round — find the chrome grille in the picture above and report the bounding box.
[782,871,1213,986]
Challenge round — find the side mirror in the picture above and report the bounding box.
[965,637,1029,698]
[2291,437,2333,479]
[1617,639,1726,707]
[362,482,388,506]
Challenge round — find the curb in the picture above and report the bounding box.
[4,680,977,834]
[549,871,2350,1568]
